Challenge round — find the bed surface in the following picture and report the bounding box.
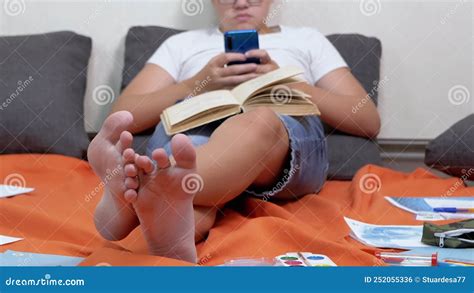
[1,154,472,266]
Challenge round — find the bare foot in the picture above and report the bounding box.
[88,111,140,241]
[132,134,199,263]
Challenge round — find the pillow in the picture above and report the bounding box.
[121,26,183,154]
[325,34,383,180]
[0,31,91,159]
[121,26,382,179]
[425,114,474,180]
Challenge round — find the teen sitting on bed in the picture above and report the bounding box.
[88,0,380,263]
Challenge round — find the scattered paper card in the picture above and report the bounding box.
[0,184,34,198]
[0,250,84,266]
[344,217,430,249]
[0,235,23,246]
[385,197,474,221]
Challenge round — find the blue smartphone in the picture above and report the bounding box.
[224,29,260,66]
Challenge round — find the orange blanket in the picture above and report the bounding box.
[1,154,473,266]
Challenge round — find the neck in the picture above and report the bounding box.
[257,24,272,34]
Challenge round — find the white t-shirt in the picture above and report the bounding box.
[147,26,347,85]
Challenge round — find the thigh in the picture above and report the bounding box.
[193,206,217,242]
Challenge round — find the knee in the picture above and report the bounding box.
[238,107,287,143]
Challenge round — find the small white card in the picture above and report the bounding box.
[0,235,23,246]
[0,185,34,198]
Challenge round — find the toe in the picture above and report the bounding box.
[122,148,136,164]
[124,189,138,203]
[116,131,133,153]
[152,149,171,169]
[171,134,196,169]
[124,163,138,177]
[136,155,155,174]
[125,177,139,190]
[100,111,133,142]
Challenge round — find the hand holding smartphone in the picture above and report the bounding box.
[224,29,260,66]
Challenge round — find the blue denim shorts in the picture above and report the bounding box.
[147,114,328,201]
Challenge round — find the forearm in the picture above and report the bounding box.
[111,80,195,133]
[297,83,381,138]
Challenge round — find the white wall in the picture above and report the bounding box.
[1,0,472,139]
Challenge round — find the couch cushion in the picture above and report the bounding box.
[425,114,474,180]
[325,34,383,180]
[0,31,91,159]
[121,26,382,179]
[327,34,382,105]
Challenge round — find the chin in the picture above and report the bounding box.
[223,21,260,32]
[234,22,258,31]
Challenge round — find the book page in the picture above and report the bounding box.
[243,103,320,116]
[164,90,239,126]
[250,87,311,101]
[230,66,303,104]
[162,105,241,135]
[242,86,319,116]
[252,79,306,97]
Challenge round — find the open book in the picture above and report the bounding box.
[161,66,320,135]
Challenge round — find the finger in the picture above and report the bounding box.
[246,49,272,64]
[212,53,246,67]
[220,73,260,87]
[221,63,257,76]
[255,64,278,74]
